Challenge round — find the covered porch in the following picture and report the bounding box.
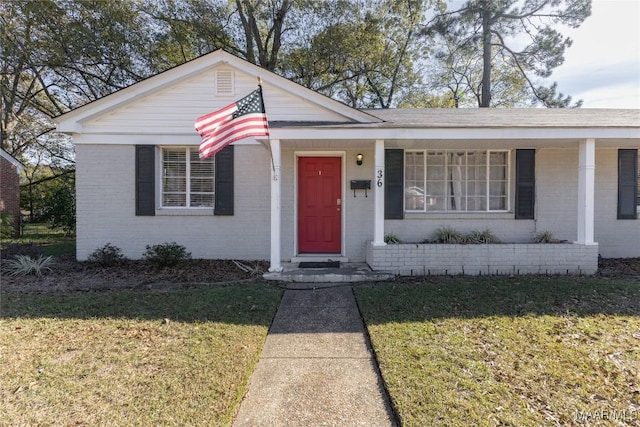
[264,134,601,277]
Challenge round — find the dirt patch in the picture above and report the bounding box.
[2,255,638,293]
[597,257,640,280]
[1,254,269,293]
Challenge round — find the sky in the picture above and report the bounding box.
[549,0,640,108]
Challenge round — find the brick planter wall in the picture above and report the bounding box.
[366,242,599,276]
[0,157,21,236]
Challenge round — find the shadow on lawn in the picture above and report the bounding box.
[354,276,640,323]
[0,284,283,325]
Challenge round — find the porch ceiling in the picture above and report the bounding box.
[279,138,639,150]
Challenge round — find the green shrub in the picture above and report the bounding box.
[532,230,561,243]
[43,186,76,235]
[143,242,191,267]
[430,227,501,244]
[87,243,126,266]
[384,233,402,244]
[431,227,466,243]
[3,255,54,277]
[466,229,501,244]
[0,212,15,238]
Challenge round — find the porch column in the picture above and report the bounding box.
[576,138,596,245]
[373,139,386,246]
[269,139,283,272]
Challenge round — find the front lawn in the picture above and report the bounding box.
[0,284,282,426]
[355,277,640,426]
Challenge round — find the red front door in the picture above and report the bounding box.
[298,157,342,253]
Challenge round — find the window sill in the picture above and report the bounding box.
[156,208,214,216]
[403,211,515,220]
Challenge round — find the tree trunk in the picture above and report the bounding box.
[236,0,255,65]
[480,1,492,108]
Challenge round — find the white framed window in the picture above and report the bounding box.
[405,150,510,212]
[162,148,214,208]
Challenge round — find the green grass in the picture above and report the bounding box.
[1,284,282,426]
[1,222,75,256]
[355,277,640,426]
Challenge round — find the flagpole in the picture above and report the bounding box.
[256,76,275,173]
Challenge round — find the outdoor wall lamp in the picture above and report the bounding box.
[356,153,363,166]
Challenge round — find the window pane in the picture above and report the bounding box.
[163,177,186,192]
[162,148,215,208]
[490,196,507,211]
[163,193,186,206]
[163,149,186,207]
[405,186,425,211]
[164,150,186,163]
[447,152,466,211]
[164,162,185,176]
[426,165,445,180]
[190,150,214,207]
[426,151,445,165]
[191,178,213,192]
[190,194,214,207]
[405,152,425,210]
[426,196,446,211]
[447,195,465,211]
[467,180,487,196]
[467,151,486,166]
[403,149,509,213]
[467,197,486,211]
[489,166,506,180]
[490,151,507,165]
[426,181,445,196]
[191,162,214,176]
[489,182,507,196]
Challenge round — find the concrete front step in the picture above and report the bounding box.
[262,262,394,283]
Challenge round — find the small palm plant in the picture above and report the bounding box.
[532,230,561,243]
[466,229,501,244]
[431,226,466,243]
[384,233,402,244]
[3,255,54,277]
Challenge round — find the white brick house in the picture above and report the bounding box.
[54,50,640,275]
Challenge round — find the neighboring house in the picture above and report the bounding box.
[54,50,640,275]
[0,149,25,237]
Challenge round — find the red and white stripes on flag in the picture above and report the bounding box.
[195,85,270,160]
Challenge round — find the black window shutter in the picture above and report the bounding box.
[215,145,234,215]
[515,149,535,219]
[385,149,404,219]
[618,149,638,219]
[135,145,155,216]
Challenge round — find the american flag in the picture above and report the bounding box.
[195,85,270,160]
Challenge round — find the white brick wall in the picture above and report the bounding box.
[366,242,599,275]
[594,148,640,258]
[76,143,638,262]
[76,144,271,260]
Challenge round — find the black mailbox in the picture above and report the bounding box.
[350,180,371,190]
[350,180,371,197]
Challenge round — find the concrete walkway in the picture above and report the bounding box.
[233,284,397,427]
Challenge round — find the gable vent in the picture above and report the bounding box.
[216,70,234,96]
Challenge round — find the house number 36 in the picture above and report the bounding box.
[376,169,383,187]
